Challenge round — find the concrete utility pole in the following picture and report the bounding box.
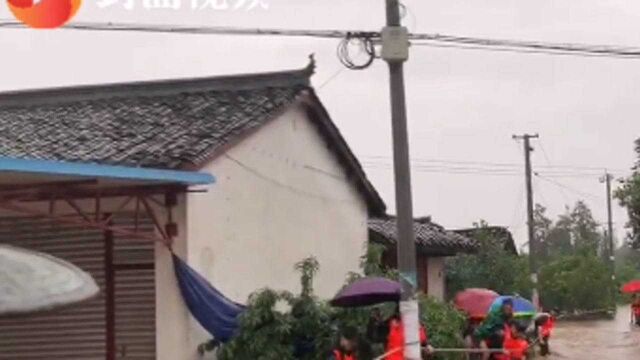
[513,133,539,309]
[601,172,615,284]
[382,1,420,358]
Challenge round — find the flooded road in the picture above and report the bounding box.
[549,306,640,359]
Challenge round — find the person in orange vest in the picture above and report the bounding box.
[329,326,372,360]
[495,323,529,360]
[473,299,514,360]
[535,311,556,356]
[368,306,432,360]
[631,294,640,326]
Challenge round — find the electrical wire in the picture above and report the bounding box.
[317,65,347,90]
[361,161,625,180]
[360,155,628,173]
[411,41,640,60]
[361,162,622,177]
[534,177,550,207]
[537,141,552,168]
[4,19,640,60]
[362,165,609,178]
[0,19,362,38]
[399,1,418,32]
[409,33,640,59]
[223,154,358,204]
[337,33,377,70]
[534,173,604,201]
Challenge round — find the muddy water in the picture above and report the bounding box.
[549,306,640,359]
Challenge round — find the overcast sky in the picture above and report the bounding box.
[1,0,639,247]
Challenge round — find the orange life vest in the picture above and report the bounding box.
[333,350,355,360]
[503,337,528,359]
[540,317,555,338]
[498,325,528,360]
[385,319,428,360]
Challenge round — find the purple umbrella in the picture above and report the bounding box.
[330,277,401,308]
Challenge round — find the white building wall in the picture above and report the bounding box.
[156,198,192,360]
[427,257,446,301]
[156,104,370,359]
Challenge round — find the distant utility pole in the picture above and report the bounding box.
[513,133,540,309]
[382,1,420,359]
[600,172,615,282]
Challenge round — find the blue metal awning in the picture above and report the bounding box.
[0,156,215,186]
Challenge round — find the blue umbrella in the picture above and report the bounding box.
[489,295,536,318]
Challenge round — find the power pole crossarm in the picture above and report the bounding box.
[513,133,539,309]
[383,1,420,359]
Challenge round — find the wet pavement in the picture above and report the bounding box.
[549,306,640,359]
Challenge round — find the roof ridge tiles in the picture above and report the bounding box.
[0,66,313,109]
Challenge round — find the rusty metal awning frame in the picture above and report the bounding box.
[0,157,216,246]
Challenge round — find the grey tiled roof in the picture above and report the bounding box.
[454,227,518,255]
[0,76,304,169]
[0,63,386,214]
[369,216,478,254]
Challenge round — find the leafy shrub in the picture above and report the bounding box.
[218,248,468,359]
[218,289,295,359]
[419,295,466,360]
[446,223,532,299]
[538,255,614,312]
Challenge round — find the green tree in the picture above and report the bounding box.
[419,296,466,360]
[539,255,614,312]
[220,249,467,360]
[545,209,573,258]
[218,257,335,360]
[614,243,640,302]
[540,201,603,260]
[534,204,553,260]
[614,138,640,248]
[569,201,602,256]
[446,221,532,299]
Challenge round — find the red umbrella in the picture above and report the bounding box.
[621,280,640,294]
[454,288,499,319]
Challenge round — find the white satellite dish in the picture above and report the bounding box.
[0,244,99,315]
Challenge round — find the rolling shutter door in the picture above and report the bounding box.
[0,216,107,359]
[0,215,156,360]
[113,217,156,360]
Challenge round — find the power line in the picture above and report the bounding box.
[537,141,553,168]
[0,19,369,38]
[360,155,628,173]
[363,165,615,178]
[223,154,357,204]
[317,66,347,89]
[534,173,604,201]
[363,165,522,176]
[337,34,377,70]
[534,177,550,207]
[361,161,624,178]
[411,41,640,60]
[4,19,640,60]
[410,33,640,59]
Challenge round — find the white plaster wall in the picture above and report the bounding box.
[162,104,370,358]
[427,257,446,301]
[156,198,193,360]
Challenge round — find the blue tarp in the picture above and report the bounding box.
[172,254,245,342]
